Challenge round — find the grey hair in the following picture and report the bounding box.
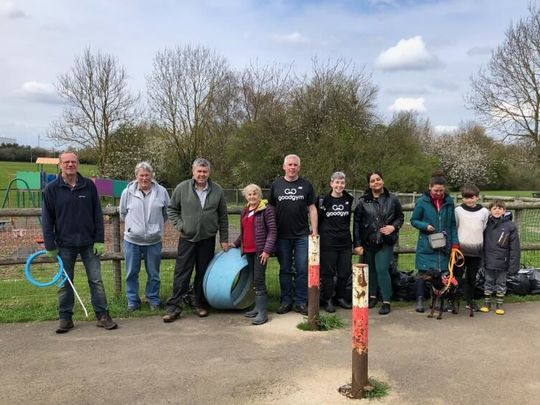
[59,150,79,163]
[134,161,155,178]
[241,183,262,199]
[331,171,346,182]
[192,157,211,170]
[283,154,301,165]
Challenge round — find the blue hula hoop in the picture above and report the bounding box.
[24,250,67,288]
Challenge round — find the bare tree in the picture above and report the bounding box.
[146,45,237,175]
[49,48,139,172]
[466,5,540,163]
[288,58,379,189]
[239,61,293,122]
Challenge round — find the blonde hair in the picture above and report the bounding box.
[242,183,262,199]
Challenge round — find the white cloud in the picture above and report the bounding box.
[271,32,310,45]
[434,125,458,134]
[20,81,63,104]
[389,97,426,113]
[375,36,441,71]
[1,1,26,19]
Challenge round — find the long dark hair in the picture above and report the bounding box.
[366,171,384,185]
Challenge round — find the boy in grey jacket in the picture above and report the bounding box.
[480,200,520,315]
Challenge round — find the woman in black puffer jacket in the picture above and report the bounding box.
[353,172,404,315]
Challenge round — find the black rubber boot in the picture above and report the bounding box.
[244,304,258,318]
[252,293,268,325]
[415,296,425,313]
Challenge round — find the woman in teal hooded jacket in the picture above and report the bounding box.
[411,171,459,312]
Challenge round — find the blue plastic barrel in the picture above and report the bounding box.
[203,248,254,310]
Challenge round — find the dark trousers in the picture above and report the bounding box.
[166,236,215,311]
[58,244,108,320]
[320,248,352,301]
[462,256,481,303]
[363,244,393,301]
[245,253,267,294]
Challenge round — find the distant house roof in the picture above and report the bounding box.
[35,157,59,165]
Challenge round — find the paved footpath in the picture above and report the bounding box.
[1,301,539,404]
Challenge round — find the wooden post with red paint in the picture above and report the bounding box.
[307,234,320,331]
[351,263,369,398]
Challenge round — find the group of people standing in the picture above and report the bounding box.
[41,152,520,334]
[412,172,520,315]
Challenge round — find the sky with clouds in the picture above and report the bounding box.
[0,0,534,147]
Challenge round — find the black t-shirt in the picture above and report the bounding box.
[269,176,316,238]
[319,194,352,250]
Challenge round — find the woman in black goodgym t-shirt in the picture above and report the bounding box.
[318,171,354,312]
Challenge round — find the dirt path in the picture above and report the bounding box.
[1,302,540,404]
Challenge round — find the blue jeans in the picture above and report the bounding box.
[124,240,162,307]
[58,244,108,320]
[276,237,308,305]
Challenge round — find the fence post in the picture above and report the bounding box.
[111,213,122,297]
[351,263,369,399]
[514,206,523,239]
[308,234,320,331]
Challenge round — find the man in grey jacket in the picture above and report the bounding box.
[163,158,229,322]
[119,161,170,312]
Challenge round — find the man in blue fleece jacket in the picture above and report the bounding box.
[42,151,117,333]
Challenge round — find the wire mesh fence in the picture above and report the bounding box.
[1,202,539,322]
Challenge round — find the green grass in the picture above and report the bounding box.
[0,160,97,208]
[481,190,536,197]
[365,377,391,399]
[0,160,97,187]
[338,377,390,399]
[0,258,283,323]
[297,313,345,331]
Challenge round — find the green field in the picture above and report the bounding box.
[0,160,96,188]
[481,190,536,198]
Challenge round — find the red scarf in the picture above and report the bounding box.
[430,193,443,212]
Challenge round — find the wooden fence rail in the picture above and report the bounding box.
[2,203,540,296]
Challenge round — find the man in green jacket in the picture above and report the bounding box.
[163,158,229,322]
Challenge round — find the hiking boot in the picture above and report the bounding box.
[379,302,391,315]
[96,312,118,330]
[368,296,378,309]
[194,307,209,317]
[465,302,480,312]
[324,300,336,313]
[293,303,308,316]
[149,304,161,311]
[336,298,352,309]
[127,305,140,312]
[163,309,182,323]
[56,319,74,334]
[276,303,293,314]
[415,297,425,313]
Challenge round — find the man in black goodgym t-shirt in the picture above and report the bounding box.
[269,154,318,315]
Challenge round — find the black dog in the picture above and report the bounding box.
[419,270,460,320]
